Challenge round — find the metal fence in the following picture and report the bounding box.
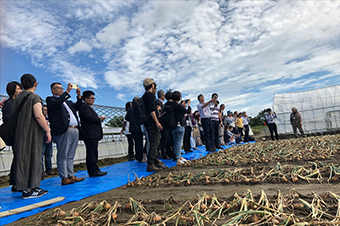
[0,94,130,176]
[0,94,126,127]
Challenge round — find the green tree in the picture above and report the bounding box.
[249,109,268,127]
[105,115,124,127]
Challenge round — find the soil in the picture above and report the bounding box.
[5,134,340,225]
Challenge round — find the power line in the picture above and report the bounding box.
[1,61,339,95]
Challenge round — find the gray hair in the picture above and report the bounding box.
[157,89,165,98]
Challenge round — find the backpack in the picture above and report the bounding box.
[0,93,30,147]
[161,104,178,131]
[133,98,148,125]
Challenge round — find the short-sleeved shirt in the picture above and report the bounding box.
[167,101,191,126]
[142,91,158,130]
[236,117,243,128]
[197,102,211,119]
[210,104,220,121]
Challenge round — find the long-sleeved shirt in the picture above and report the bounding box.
[242,116,250,126]
[290,111,303,126]
[2,97,14,123]
[265,113,277,124]
[227,130,237,138]
[227,116,235,127]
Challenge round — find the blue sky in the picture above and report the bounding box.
[1,0,340,116]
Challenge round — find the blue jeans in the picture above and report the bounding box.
[42,142,53,174]
[172,125,185,159]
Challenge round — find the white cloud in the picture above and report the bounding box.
[68,39,92,55]
[1,0,340,114]
[95,16,129,46]
[0,1,99,88]
[116,93,126,101]
[50,59,98,89]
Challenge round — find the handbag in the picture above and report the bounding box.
[0,93,30,147]
[192,127,200,138]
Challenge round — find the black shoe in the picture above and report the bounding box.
[35,187,48,194]
[155,161,169,169]
[89,171,108,177]
[147,164,162,172]
[161,154,171,159]
[155,161,165,166]
[22,188,48,199]
[11,185,23,192]
[128,156,135,161]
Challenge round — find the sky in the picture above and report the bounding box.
[1,0,340,116]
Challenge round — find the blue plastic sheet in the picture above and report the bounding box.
[0,141,254,225]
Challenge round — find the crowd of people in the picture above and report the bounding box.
[121,78,261,172]
[0,76,306,199]
[1,74,107,199]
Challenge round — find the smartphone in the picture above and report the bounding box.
[71,84,78,89]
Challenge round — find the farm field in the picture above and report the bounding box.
[12,134,340,226]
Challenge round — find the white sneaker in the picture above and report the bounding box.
[177,159,186,164]
[180,157,188,162]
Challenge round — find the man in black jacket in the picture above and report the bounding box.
[46,83,85,185]
[79,90,107,177]
[125,97,144,162]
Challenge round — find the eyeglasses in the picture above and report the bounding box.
[89,97,96,100]
[53,86,63,90]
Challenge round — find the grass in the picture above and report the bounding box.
[251,125,266,135]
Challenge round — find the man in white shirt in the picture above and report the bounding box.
[265,108,279,140]
[197,94,216,152]
[241,111,250,142]
[47,83,85,185]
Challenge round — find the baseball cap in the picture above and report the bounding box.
[143,78,155,88]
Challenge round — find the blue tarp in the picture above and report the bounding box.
[0,142,254,225]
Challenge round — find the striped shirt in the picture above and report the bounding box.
[210,103,220,121]
[227,130,236,138]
